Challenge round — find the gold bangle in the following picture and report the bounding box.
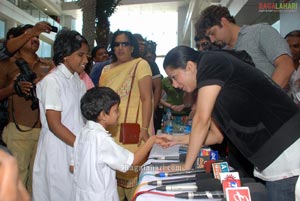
[141,127,148,131]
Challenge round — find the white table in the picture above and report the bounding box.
[135,143,223,201]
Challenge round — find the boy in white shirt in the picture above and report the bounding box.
[72,86,159,201]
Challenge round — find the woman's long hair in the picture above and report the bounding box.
[163,45,201,70]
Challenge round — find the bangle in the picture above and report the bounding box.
[141,127,148,131]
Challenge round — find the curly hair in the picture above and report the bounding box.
[195,5,236,37]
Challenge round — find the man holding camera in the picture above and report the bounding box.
[0,21,53,60]
[0,23,54,194]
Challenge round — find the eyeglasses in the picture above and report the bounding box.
[113,42,131,47]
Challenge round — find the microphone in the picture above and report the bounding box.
[154,168,205,177]
[150,156,180,160]
[156,184,198,191]
[149,172,212,186]
[155,178,222,191]
[148,176,196,186]
[174,191,224,199]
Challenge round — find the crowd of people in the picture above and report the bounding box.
[0,4,299,201]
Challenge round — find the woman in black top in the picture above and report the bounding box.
[159,45,300,201]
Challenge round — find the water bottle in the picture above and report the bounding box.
[164,108,173,134]
[184,117,192,134]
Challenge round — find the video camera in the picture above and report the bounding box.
[14,59,39,110]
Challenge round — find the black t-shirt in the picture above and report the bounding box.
[196,51,299,169]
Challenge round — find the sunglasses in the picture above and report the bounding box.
[114,42,131,47]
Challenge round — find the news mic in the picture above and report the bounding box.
[148,176,196,186]
[174,191,224,199]
[150,155,180,160]
[155,178,222,191]
[155,168,205,177]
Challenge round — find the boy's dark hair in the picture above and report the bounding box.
[284,30,300,39]
[195,5,236,37]
[80,86,120,122]
[53,29,88,65]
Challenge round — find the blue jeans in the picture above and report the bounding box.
[266,176,298,201]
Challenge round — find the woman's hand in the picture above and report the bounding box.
[156,134,177,147]
[157,134,190,147]
[154,135,172,148]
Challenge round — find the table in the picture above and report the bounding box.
[134,141,223,201]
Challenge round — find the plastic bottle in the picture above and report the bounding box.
[164,108,173,134]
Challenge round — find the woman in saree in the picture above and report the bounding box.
[99,30,153,201]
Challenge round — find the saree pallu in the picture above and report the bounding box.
[99,57,153,188]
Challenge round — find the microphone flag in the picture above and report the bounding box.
[212,161,230,179]
[226,187,251,201]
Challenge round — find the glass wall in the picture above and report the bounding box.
[7,0,61,29]
[37,41,52,58]
[0,20,5,39]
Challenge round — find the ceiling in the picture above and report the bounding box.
[60,0,190,20]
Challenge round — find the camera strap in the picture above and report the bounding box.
[11,96,39,132]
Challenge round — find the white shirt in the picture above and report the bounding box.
[33,64,86,201]
[73,121,134,201]
[254,138,300,181]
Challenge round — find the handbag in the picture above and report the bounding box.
[119,61,141,144]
